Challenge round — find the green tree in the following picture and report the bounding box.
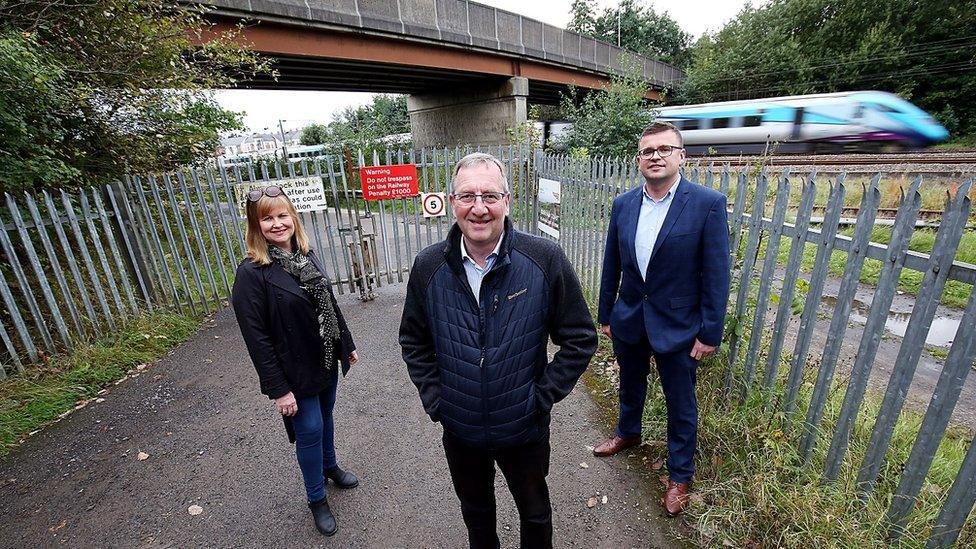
[568,0,692,68]
[300,95,410,151]
[679,0,976,137]
[0,0,268,193]
[555,68,657,157]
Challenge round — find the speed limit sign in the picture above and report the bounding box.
[421,192,447,218]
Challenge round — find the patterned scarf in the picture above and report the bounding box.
[268,245,341,373]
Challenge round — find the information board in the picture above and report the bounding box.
[537,177,561,239]
[235,177,329,218]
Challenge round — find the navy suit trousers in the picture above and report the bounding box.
[613,334,699,483]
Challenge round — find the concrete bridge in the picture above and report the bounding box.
[196,0,684,146]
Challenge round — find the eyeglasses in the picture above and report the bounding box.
[452,192,508,205]
[637,145,683,159]
[246,185,284,202]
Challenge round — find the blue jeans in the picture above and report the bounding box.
[291,374,339,503]
[614,336,699,483]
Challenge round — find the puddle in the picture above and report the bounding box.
[821,296,960,347]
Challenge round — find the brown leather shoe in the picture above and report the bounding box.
[592,435,640,457]
[661,480,691,516]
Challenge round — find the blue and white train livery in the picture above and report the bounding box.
[656,91,949,154]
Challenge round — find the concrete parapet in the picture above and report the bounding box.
[543,24,564,64]
[200,0,683,88]
[357,0,404,33]
[579,37,596,71]
[435,0,470,45]
[495,11,522,55]
[400,0,441,40]
[407,77,528,147]
[468,2,500,50]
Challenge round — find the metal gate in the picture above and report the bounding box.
[0,146,537,373]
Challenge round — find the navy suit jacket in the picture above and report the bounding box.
[598,176,731,353]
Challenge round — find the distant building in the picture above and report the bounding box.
[217,129,303,167]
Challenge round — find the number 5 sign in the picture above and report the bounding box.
[421,192,447,218]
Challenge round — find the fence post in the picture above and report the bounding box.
[107,181,157,307]
[798,174,882,464]
[741,171,792,397]
[728,171,748,269]
[724,168,770,391]
[888,277,976,536]
[0,320,23,376]
[60,189,116,331]
[763,173,817,389]
[0,198,57,352]
[823,176,923,481]
[856,179,974,500]
[924,435,976,548]
[5,193,72,348]
[0,266,36,364]
[783,173,847,422]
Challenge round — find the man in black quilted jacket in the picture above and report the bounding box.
[399,152,597,549]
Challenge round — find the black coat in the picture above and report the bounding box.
[231,250,356,402]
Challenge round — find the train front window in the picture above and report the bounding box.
[743,115,763,127]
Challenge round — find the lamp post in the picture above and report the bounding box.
[278,119,288,161]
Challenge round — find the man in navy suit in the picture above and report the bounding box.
[593,122,730,516]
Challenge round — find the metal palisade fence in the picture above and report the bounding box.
[3,146,975,544]
[537,154,976,547]
[0,145,537,379]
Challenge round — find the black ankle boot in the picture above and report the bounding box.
[308,497,337,536]
[325,465,359,489]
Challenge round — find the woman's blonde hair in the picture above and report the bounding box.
[244,191,310,265]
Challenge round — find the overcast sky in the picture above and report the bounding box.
[215,0,757,132]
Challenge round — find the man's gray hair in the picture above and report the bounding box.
[452,152,509,193]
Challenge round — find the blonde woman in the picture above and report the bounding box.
[231,185,359,536]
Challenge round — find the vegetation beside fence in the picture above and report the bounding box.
[584,335,974,547]
[0,311,199,456]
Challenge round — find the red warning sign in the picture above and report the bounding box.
[361,164,419,200]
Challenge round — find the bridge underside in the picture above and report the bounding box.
[208,18,658,105]
[242,54,573,105]
[204,16,664,145]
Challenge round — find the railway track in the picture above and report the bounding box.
[689,150,976,167]
[812,205,947,220]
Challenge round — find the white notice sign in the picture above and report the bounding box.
[421,192,447,218]
[537,177,561,239]
[235,176,329,218]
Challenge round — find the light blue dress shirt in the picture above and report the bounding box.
[635,179,679,280]
[460,231,504,304]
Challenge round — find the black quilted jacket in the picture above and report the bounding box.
[399,219,597,449]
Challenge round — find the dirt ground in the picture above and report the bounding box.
[0,283,682,548]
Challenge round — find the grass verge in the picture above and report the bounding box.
[777,226,976,309]
[0,310,200,457]
[584,336,974,547]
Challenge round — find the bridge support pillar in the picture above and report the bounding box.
[407,77,528,148]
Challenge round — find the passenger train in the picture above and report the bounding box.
[655,91,949,154]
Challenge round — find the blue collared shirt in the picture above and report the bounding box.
[635,179,679,280]
[460,231,504,304]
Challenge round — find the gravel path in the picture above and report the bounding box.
[0,283,679,548]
